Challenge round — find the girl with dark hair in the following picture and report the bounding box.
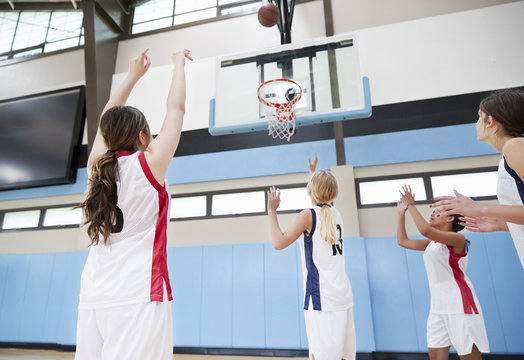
[432,89,524,267]
[75,48,191,360]
[397,185,489,360]
[267,153,356,360]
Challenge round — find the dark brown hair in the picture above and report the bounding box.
[480,89,524,137]
[79,106,148,245]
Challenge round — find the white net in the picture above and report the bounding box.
[258,79,302,142]
[266,103,296,141]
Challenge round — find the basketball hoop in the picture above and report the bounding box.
[257,79,302,141]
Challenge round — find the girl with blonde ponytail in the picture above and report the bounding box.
[267,153,356,360]
[75,48,192,360]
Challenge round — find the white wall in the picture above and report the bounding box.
[0,49,85,101]
[331,0,520,33]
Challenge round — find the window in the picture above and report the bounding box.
[43,206,82,226]
[358,178,426,206]
[131,0,261,34]
[431,172,498,198]
[0,10,83,62]
[171,195,207,219]
[2,209,41,230]
[278,187,310,211]
[356,167,498,208]
[212,191,265,216]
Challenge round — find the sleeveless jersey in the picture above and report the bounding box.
[423,241,481,314]
[79,151,173,309]
[299,205,353,312]
[497,156,524,268]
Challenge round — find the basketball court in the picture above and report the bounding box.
[1,0,524,359]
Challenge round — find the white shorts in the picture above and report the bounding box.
[304,307,356,360]
[75,299,173,360]
[427,312,489,356]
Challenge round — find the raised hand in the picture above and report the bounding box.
[399,184,415,204]
[459,215,508,232]
[171,49,193,67]
[267,186,281,213]
[308,152,318,173]
[431,190,481,217]
[129,48,151,81]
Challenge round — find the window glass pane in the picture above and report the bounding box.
[46,11,83,43]
[359,178,426,205]
[12,11,51,51]
[171,196,207,218]
[133,0,173,24]
[132,17,173,34]
[173,8,216,25]
[44,36,80,52]
[0,11,19,53]
[13,47,43,58]
[220,2,259,15]
[431,172,498,198]
[278,187,310,211]
[43,207,82,226]
[2,210,40,229]
[175,0,216,14]
[212,191,265,215]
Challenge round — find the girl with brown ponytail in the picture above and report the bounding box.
[267,153,356,360]
[75,48,192,360]
[432,89,524,267]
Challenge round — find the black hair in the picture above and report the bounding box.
[450,214,465,233]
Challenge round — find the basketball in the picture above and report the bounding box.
[258,3,280,28]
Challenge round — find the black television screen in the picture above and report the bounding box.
[0,86,85,191]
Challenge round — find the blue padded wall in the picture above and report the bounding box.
[344,124,498,167]
[0,234,523,353]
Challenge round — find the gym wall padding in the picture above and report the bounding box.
[1,233,523,352]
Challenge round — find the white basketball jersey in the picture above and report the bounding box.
[497,156,524,268]
[299,206,353,312]
[79,151,172,309]
[423,241,481,314]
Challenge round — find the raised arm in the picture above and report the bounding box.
[145,50,192,185]
[308,152,318,174]
[87,49,151,171]
[401,185,466,252]
[267,187,312,250]
[397,195,430,251]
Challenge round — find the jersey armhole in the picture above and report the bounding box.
[138,152,165,192]
[304,208,316,240]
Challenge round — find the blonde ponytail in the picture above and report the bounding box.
[319,204,337,244]
[309,170,339,244]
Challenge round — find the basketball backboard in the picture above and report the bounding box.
[209,33,371,136]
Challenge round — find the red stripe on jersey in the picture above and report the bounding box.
[115,151,134,158]
[139,152,173,302]
[447,245,478,314]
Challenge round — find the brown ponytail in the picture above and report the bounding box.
[79,106,148,246]
[309,170,339,244]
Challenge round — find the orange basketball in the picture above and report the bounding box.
[258,3,280,28]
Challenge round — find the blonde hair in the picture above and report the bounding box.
[309,170,339,244]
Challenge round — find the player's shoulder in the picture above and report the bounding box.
[502,137,524,170]
[503,137,524,156]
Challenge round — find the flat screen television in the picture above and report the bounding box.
[0,86,85,191]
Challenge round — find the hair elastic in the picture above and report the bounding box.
[107,149,116,155]
[317,203,331,207]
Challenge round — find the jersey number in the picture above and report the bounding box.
[111,186,124,233]
[332,224,343,256]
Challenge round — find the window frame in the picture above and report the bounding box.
[0,203,81,232]
[355,167,498,209]
[0,8,84,66]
